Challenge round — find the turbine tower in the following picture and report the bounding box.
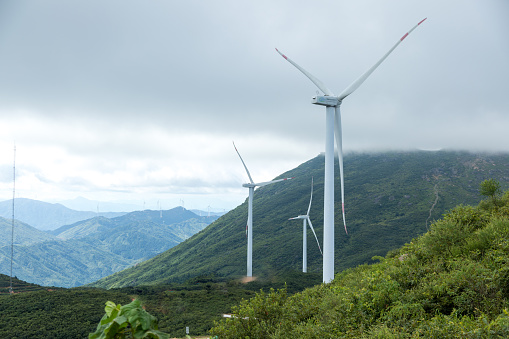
[289,178,322,273]
[276,18,426,283]
[234,142,294,277]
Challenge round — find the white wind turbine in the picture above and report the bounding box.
[289,178,322,273]
[276,18,427,283]
[234,142,294,277]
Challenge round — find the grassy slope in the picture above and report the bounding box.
[211,190,509,338]
[90,151,509,289]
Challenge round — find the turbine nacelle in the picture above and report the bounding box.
[312,95,340,107]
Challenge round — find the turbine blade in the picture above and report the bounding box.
[233,141,254,184]
[306,177,313,216]
[334,107,348,234]
[307,217,323,255]
[337,18,427,101]
[255,177,294,187]
[289,215,305,220]
[275,48,335,96]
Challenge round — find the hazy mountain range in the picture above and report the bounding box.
[90,150,509,288]
[0,198,126,231]
[0,206,218,287]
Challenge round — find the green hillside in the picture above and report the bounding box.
[0,273,52,294]
[211,187,509,338]
[90,151,509,288]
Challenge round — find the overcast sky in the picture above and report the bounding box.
[0,0,508,211]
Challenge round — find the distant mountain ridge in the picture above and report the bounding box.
[90,151,509,288]
[0,198,126,230]
[0,208,218,287]
[0,217,55,246]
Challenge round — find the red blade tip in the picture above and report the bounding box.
[275,48,288,60]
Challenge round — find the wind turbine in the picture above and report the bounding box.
[289,178,322,273]
[234,142,294,277]
[276,18,426,283]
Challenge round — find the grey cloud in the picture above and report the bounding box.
[0,0,508,206]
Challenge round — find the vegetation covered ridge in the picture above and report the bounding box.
[0,273,54,294]
[89,151,509,289]
[211,183,509,338]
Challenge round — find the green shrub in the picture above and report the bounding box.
[210,286,288,339]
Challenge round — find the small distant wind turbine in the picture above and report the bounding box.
[276,18,426,283]
[289,178,322,273]
[234,142,294,277]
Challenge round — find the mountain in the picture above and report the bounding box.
[52,209,217,262]
[89,150,509,288]
[1,208,218,287]
[0,217,55,247]
[0,238,134,287]
[52,208,200,239]
[0,198,126,230]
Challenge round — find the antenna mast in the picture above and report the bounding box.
[9,145,16,294]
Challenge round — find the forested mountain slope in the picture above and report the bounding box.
[91,151,509,288]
